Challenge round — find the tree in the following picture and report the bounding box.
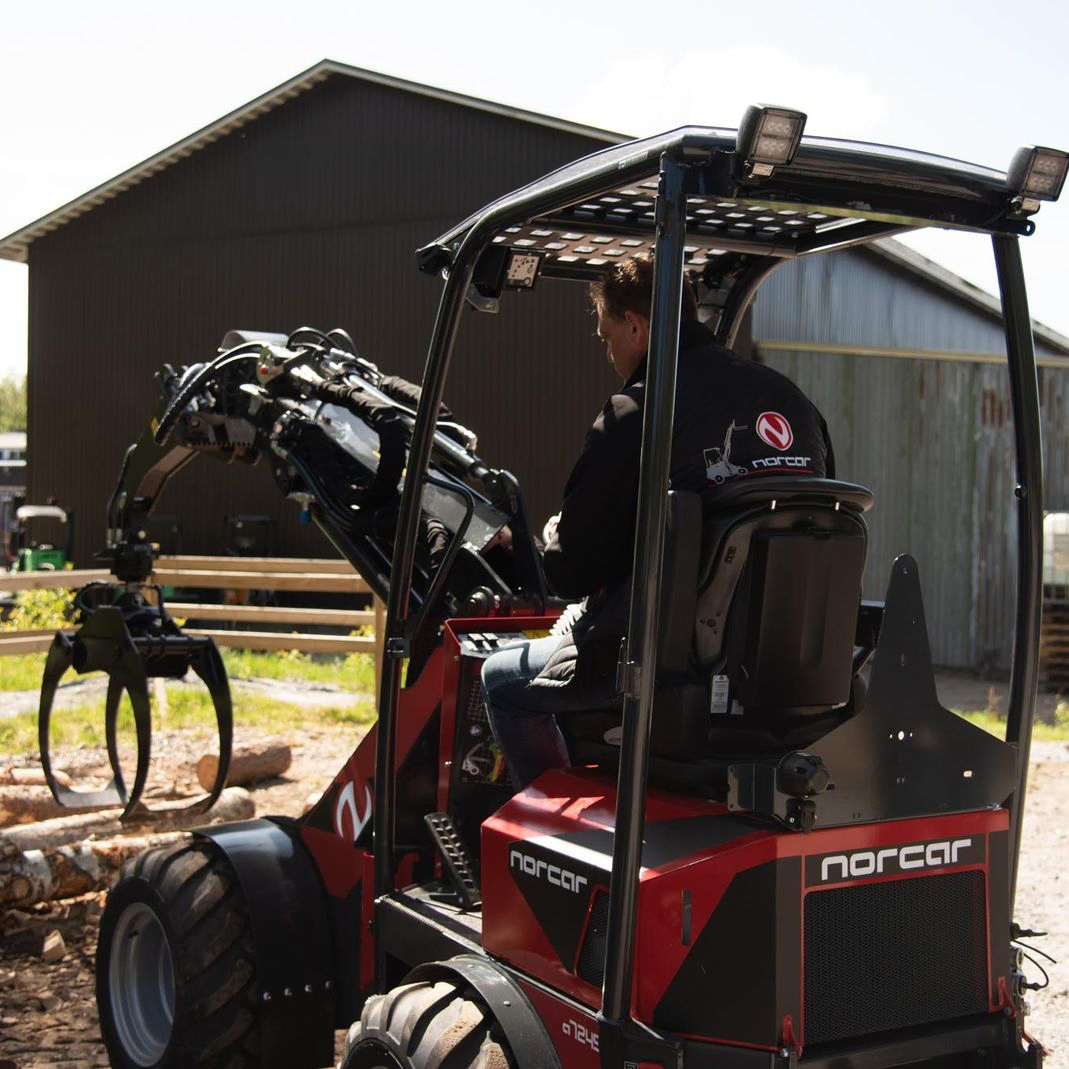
[0,376,26,432]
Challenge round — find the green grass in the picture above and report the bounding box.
[0,648,377,757]
[955,707,1069,741]
[0,653,51,692]
[0,681,376,757]
[220,647,376,692]
[0,648,377,694]
[4,644,1068,760]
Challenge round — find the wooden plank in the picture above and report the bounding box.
[0,635,55,655]
[0,569,111,592]
[155,555,356,574]
[152,569,370,593]
[166,603,374,628]
[186,629,375,655]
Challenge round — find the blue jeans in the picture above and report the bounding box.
[481,634,621,788]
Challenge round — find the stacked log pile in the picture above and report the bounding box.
[0,739,291,909]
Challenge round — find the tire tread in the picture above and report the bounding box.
[97,839,260,1069]
[345,979,514,1069]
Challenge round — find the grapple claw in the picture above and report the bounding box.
[37,582,232,821]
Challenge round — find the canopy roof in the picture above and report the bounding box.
[421,126,1040,283]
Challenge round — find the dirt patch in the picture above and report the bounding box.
[0,719,359,1068]
[935,668,1064,723]
[1,684,1067,1068]
[1015,742,1069,1059]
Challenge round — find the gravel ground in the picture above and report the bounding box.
[0,674,1066,1068]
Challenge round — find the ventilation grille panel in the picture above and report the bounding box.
[804,870,989,1044]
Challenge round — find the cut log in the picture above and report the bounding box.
[2,787,255,852]
[0,786,69,826]
[0,832,187,908]
[0,767,73,789]
[196,741,292,790]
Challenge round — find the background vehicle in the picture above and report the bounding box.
[39,108,1066,1068]
[9,498,72,570]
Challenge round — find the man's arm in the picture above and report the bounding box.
[542,389,644,599]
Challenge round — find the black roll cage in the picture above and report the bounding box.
[375,125,1049,1033]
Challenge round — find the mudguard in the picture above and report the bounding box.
[195,817,337,1069]
[406,954,563,1069]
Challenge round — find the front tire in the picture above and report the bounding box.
[96,838,260,1068]
[343,979,515,1069]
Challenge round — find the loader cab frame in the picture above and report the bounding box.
[378,113,1065,1035]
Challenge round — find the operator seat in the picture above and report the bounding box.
[566,477,874,791]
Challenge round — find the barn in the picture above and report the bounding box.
[2,59,1067,671]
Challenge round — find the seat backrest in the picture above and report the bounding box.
[651,477,872,754]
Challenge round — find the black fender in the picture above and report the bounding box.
[194,817,335,1069]
[406,954,562,1069]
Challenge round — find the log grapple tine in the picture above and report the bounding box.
[35,581,234,821]
[104,675,128,802]
[187,639,233,813]
[109,654,153,821]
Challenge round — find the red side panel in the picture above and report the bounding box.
[516,978,603,1069]
[484,770,1008,1051]
[482,768,740,1006]
[299,646,446,898]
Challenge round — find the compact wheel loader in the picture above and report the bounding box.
[36,108,1067,1068]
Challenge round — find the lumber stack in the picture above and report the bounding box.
[1039,591,1069,693]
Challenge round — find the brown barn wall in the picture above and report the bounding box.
[27,75,617,564]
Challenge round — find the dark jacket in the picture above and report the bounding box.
[542,320,833,599]
[535,320,833,688]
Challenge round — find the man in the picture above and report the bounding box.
[482,256,833,788]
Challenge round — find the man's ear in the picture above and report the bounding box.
[624,310,651,345]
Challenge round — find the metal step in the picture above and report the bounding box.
[424,812,481,910]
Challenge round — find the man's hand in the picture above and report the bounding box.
[542,513,560,546]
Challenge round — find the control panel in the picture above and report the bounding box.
[441,618,558,849]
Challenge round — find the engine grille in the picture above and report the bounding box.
[576,889,610,987]
[804,869,989,1044]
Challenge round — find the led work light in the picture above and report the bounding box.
[1007,145,1069,204]
[736,104,807,177]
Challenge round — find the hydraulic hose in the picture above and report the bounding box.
[152,345,264,445]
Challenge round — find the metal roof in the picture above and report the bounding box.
[0,59,623,264]
[867,239,1069,355]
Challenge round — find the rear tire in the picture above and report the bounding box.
[96,837,260,1069]
[342,979,515,1069]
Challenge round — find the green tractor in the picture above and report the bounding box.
[10,500,73,571]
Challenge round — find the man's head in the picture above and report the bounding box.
[589,256,698,380]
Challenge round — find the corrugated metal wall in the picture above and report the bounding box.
[27,75,616,564]
[753,246,1069,670]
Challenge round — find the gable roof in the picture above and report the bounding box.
[2,63,1066,357]
[0,59,623,263]
[868,239,1069,355]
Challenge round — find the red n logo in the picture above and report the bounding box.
[756,411,794,451]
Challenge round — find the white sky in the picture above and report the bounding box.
[2,0,1068,380]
